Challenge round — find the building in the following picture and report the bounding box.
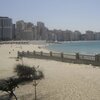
[95,32,100,40]
[85,31,95,40]
[16,20,25,31]
[23,22,34,40]
[63,30,73,41]
[12,24,16,40]
[36,22,47,40]
[71,30,81,41]
[16,20,34,40]
[15,20,25,40]
[46,30,57,41]
[53,29,64,41]
[0,17,12,40]
[81,34,86,40]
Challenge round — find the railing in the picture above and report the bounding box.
[64,54,76,59]
[17,51,100,66]
[79,54,95,61]
[52,53,61,57]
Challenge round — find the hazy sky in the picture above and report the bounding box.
[0,0,100,33]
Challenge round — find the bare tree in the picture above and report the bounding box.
[33,68,44,100]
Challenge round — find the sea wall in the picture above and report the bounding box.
[17,51,100,66]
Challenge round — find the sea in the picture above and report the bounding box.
[47,41,100,55]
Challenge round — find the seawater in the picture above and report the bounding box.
[47,41,100,55]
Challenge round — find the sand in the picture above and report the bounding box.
[0,43,100,100]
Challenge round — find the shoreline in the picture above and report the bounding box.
[1,40,100,55]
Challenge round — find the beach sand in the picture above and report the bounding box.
[0,43,100,100]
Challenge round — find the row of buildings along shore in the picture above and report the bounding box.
[0,16,100,41]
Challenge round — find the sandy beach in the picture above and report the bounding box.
[0,43,100,100]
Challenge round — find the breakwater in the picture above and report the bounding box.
[18,51,100,66]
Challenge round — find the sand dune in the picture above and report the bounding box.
[0,44,100,100]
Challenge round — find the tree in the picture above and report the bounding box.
[0,77,19,100]
[33,69,44,100]
[0,64,44,100]
[14,64,44,100]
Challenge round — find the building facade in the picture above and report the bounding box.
[36,22,47,40]
[0,17,12,40]
[95,32,100,40]
[85,31,95,40]
[12,24,16,40]
[16,20,34,40]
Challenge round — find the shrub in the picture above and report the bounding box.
[14,64,36,79]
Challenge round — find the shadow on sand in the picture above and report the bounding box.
[0,94,9,100]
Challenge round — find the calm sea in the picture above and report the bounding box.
[47,41,100,55]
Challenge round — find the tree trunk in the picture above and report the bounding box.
[12,92,17,100]
[9,91,17,100]
[9,91,13,100]
[22,57,23,65]
[34,80,37,100]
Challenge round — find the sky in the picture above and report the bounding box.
[0,0,100,33]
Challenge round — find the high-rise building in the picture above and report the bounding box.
[36,22,47,40]
[16,20,35,40]
[63,30,73,41]
[46,30,57,41]
[71,31,81,41]
[53,29,64,41]
[85,31,95,40]
[95,32,100,40]
[0,17,12,40]
[12,24,16,40]
[16,20,25,31]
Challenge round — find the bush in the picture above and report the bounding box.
[14,64,44,80]
[14,64,36,79]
